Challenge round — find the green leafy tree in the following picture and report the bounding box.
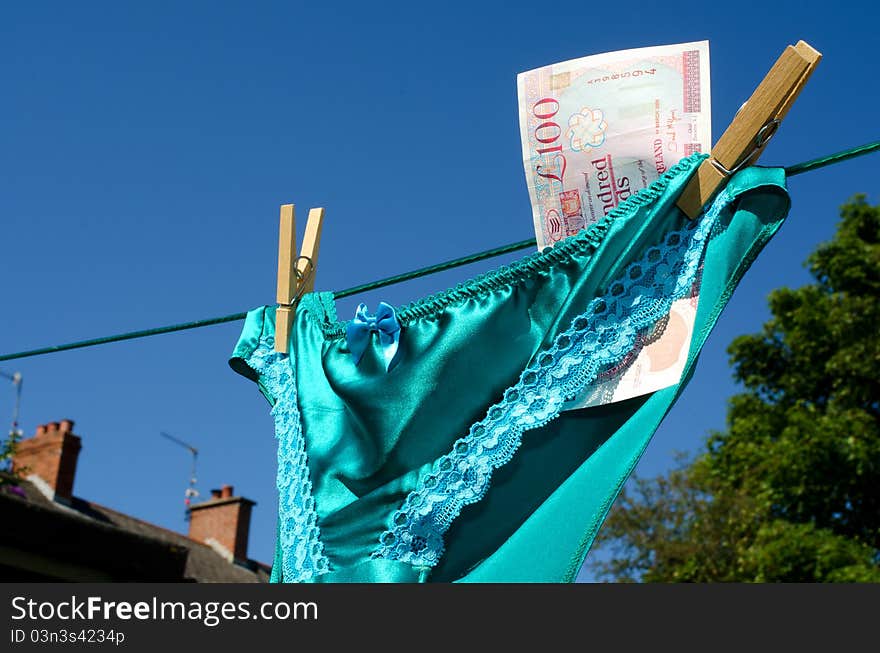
[590,195,880,582]
[0,371,25,490]
[1,430,24,489]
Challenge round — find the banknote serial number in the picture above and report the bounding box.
[587,68,656,85]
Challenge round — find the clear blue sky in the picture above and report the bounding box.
[1,2,877,581]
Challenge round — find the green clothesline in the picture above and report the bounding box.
[2,141,878,363]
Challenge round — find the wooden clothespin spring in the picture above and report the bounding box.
[275,205,325,354]
[707,118,780,178]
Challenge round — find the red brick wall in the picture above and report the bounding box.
[188,486,254,560]
[12,420,81,499]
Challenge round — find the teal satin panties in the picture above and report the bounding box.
[230,153,791,582]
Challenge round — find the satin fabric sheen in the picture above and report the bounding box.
[230,158,791,582]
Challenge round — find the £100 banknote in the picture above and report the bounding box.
[517,41,711,249]
[517,42,711,407]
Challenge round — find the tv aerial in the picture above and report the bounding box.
[159,431,200,520]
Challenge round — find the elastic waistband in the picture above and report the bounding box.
[299,153,709,339]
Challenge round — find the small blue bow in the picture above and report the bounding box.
[345,302,401,370]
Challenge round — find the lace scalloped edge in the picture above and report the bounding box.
[371,186,729,567]
[245,345,331,582]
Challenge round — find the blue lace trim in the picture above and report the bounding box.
[245,341,330,582]
[371,189,732,567]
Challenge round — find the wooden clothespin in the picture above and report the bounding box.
[275,204,325,353]
[677,40,822,219]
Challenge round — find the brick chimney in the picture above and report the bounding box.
[12,419,82,501]
[187,484,255,561]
